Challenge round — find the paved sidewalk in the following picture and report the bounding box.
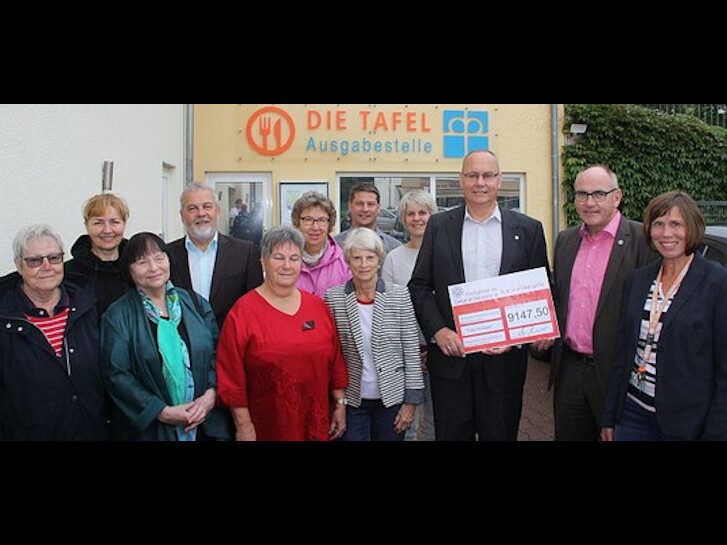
[517,355,554,441]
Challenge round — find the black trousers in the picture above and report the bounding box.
[553,347,604,441]
[429,352,527,441]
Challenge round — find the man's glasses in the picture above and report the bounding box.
[22,252,64,268]
[462,171,500,182]
[299,216,330,226]
[574,188,619,203]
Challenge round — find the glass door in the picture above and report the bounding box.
[205,172,272,241]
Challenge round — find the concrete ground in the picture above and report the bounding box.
[517,355,554,441]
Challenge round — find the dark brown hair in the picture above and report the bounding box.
[347,182,380,204]
[643,191,705,255]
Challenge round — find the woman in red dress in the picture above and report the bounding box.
[216,225,348,441]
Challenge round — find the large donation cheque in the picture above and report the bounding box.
[447,267,560,354]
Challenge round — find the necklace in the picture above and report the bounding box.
[638,254,693,378]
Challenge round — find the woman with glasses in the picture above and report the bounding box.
[100,232,230,441]
[64,193,132,317]
[0,224,108,440]
[291,191,352,299]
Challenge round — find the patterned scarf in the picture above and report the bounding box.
[138,281,196,441]
[302,238,329,267]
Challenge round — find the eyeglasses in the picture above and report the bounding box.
[299,216,330,226]
[574,188,619,203]
[22,252,64,268]
[462,171,500,182]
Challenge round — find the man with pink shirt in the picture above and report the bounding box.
[550,165,656,441]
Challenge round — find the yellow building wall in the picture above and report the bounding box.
[193,104,565,253]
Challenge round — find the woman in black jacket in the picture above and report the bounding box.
[64,193,131,317]
[0,224,107,440]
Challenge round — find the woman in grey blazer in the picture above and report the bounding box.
[325,227,425,441]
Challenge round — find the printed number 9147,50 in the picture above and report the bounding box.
[506,304,549,327]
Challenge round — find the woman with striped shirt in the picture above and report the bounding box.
[601,192,727,441]
[0,224,107,440]
[325,227,425,441]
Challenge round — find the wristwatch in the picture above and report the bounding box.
[335,397,348,406]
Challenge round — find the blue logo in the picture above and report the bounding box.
[443,110,489,158]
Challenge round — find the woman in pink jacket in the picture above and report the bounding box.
[292,191,352,299]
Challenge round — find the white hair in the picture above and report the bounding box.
[13,224,64,266]
[179,182,220,210]
[343,227,386,263]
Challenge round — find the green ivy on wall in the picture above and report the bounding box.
[562,104,727,227]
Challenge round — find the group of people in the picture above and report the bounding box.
[2,149,726,442]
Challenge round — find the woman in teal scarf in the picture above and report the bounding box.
[100,233,230,440]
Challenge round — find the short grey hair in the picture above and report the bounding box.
[397,189,438,225]
[260,225,305,258]
[574,165,619,190]
[343,227,386,263]
[13,224,64,266]
[179,182,220,210]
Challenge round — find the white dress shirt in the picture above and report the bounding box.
[462,204,502,282]
[184,232,219,301]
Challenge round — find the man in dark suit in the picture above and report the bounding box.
[550,165,655,441]
[167,183,263,330]
[408,150,551,441]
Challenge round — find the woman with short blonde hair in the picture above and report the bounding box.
[65,192,131,315]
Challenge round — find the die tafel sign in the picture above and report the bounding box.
[245,106,434,158]
[245,105,489,159]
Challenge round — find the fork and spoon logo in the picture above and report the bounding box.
[245,106,296,156]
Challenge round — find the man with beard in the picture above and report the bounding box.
[167,183,263,330]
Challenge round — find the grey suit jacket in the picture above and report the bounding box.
[167,233,263,330]
[549,216,656,393]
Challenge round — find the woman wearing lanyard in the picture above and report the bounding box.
[601,191,727,441]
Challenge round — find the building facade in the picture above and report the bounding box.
[0,104,186,274]
[1,104,565,274]
[193,104,564,251]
